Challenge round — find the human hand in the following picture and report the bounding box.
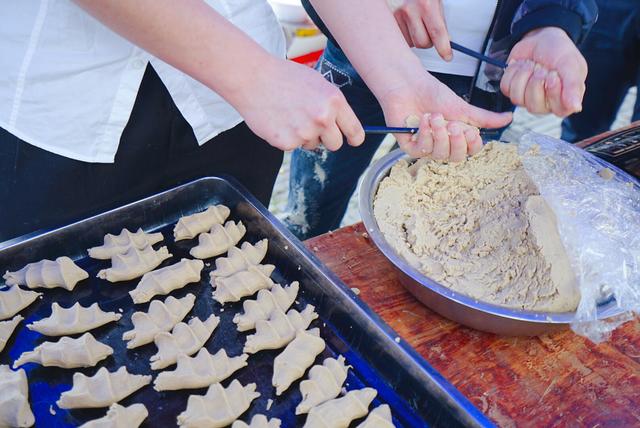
[235,58,365,152]
[500,27,587,117]
[391,0,452,60]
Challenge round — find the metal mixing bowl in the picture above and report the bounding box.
[359,149,626,336]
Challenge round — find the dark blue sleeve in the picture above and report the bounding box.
[511,0,599,44]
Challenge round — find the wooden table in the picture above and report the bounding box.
[305,223,640,428]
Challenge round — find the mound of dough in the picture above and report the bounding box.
[0,315,23,354]
[13,332,113,369]
[243,305,317,354]
[79,403,148,428]
[233,282,299,332]
[272,328,325,396]
[88,228,163,259]
[296,356,350,414]
[0,286,42,321]
[177,380,259,428]
[211,264,275,305]
[373,142,580,312]
[0,365,34,428]
[212,239,268,277]
[232,415,281,428]
[304,388,377,428]
[190,221,246,259]
[4,256,88,291]
[174,205,231,241]
[129,259,203,304]
[356,404,395,428]
[27,302,121,336]
[98,246,172,282]
[57,366,151,409]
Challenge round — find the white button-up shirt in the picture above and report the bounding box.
[0,0,286,163]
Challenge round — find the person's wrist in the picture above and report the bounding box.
[522,26,569,43]
[365,52,428,107]
[224,51,282,111]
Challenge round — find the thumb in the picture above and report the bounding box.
[459,103,513,129]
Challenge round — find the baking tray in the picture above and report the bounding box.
[0,177,493,427]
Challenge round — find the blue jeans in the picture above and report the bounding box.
[282,42,502,240]
[561,0,640,142]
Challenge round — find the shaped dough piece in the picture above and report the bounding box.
[356,404,395,428]
[244,305,318,354]
[13,332,113,369]
[232,415,281,428]
[98,246,172,282]
[129,259,203,304]
[27,302,121,336]
[154,348,248,391]
[4,256,88,291]
[0,366,35,428]
[0,286,42,321]
[177,380,259,428]
[296,356,350,414]
[304,388,377,428]
[79,403,149,428]
[233,282,299,332]
[57,366,152,409]
[123,293,196,348]
[272,328,325,396]
[211,239,268,278]
[174,205,231,241]
[190,221,246,259]
[88,228,164,260]
[150,315,220,370]
[211,264,275,305]
[0,315,23,354]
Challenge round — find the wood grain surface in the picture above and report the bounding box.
[305,223,640,428]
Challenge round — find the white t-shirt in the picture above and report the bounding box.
[413,0,498,76]
[0,1,286,163]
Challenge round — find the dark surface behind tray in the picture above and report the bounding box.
[0,177,492,428]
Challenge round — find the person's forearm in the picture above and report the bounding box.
[74,0,275,108]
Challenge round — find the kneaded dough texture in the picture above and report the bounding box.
[232,415,281,428]
[57,366,152,409]
[98,246,172,282]
[88,228,164,260]
[129,259,203,304]
[212,239,269,277]
[79,403,149,428]
[177,380,259,428]
[123,293,196,349]
[13,332,113,369]
[27,302,121,336]
[304,388,377,428]
[174,205,231,241]
[211,264,275,305]
[272,328,325,396]
[356,404,395,428]
[296,355,350,414]
[373,142,579,312]
[233,282,299,332]
[0,286,42,321]
[4,256,88,291]
[0,315,23,354]
[0,365,35,428]
[244,305,318,354]
[190,221,246,259]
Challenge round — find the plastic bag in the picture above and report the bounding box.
[514,131,640,342]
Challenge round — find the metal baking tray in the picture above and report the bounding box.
[359,149,633,336]
[0,177,492,427]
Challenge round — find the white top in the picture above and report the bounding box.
[413,0,497,76]
[0,1,285,163]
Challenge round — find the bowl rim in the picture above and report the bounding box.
[358,147,626,325]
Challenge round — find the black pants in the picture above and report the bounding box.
[0,65,283,242]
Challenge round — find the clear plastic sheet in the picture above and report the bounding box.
[515,131,640,342]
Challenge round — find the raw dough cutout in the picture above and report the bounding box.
[57,366,152,409]
[150,315,220,370]
[190,221,246,259]
[211,239,268,277]
[304,388,377,428]
[129,259,203,304]
[79,403,149,428]
[13,332,113,369]
[88,228,164,260]
[233,282,299,332]
[177,380,259,428]
[272,328,325,395]
[296,356,350,414]
[154,348,248,391]
[244,305,318,354]
[0,315,23,354]
[232,415,281,428]
[356,404,395,428]
[123,293,196,348]
[98,245,171,282]
[211,264,275,305]
[4,256,88,291]
[0,286,42,321]
[0,365,34,428]
[174,205,231,241]
[27,302,121,336]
